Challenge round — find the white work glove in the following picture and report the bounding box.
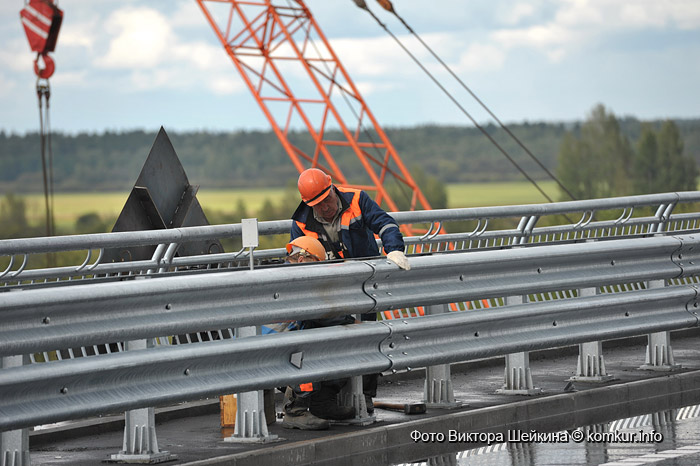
[387,250,411,270]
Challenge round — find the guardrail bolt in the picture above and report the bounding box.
[406,367,412,372]
[60,387,68,394]
[184,369,191,376]
[679,254,683,259]
[625,312,630,317]
[404,335,410,340]
[537,268,542,274]
[611,260,616,266]
[372,283,379,289]
[42,317,50,324]
[474,332,479,337]
[165,303,172,310]
[552,321,558,326]
[389,342,396,349]
[459,275,464,281]
[273,293,280,299]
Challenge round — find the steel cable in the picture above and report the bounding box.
[386,6,577,201]
[352,1,563,205]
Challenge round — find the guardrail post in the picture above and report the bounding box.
[109,339,176,464]
[338,313,377,425]
[640,280,681,371]
[339,371,376,425]
[1,355,29,466]
[423,304,464,409]
[570,287,615,383]
[498,295,542,395]
[224,219,280,444]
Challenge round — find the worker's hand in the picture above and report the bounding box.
[387,250,410,270]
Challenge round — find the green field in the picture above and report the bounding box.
[446,181,558,208]
[20,181,561,229]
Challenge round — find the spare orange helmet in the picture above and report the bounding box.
[298,168,332,206]
[286,236,326,261]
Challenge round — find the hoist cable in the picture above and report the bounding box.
[36,79,55,244]
[47,85,55,236]
[354,3,557,204]
[386,8,577,201]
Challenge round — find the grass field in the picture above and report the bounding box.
[20,181,561,229]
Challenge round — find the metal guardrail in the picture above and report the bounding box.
[1,233,699,431]
[1,191,700,288]
[0,233,693,358]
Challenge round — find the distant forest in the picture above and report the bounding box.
[1,118,699,193]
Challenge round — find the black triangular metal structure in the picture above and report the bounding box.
[104,127,223,263]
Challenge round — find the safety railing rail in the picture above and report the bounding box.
[1,233,696,358]
[1,191,700,287]
[0,233,699,431]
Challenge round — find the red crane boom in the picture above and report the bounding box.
[196,0,433,224]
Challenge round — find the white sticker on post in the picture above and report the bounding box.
[241,218,259,248]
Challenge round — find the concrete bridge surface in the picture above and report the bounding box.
[28,329,700,466]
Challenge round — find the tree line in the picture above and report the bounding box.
[1,112,699,194]
[556,105,698,200]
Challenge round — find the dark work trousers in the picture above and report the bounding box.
[292,313,378,399]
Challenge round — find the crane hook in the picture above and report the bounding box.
[34,53,55,79]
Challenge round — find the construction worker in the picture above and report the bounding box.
[290,168,411,416]
[282,236,355,431]
[291,168,410,268]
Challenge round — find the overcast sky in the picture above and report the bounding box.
[2,0,699,135]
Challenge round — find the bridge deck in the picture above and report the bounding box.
[29,330,700,466]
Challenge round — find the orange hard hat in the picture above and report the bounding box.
[286,236,326,261]
[298,168,332,206]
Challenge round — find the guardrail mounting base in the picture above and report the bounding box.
[496,387,543,396]
[106,452,177,464]
[568,374,616,383]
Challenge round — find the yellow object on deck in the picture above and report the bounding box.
[219,394,237,427]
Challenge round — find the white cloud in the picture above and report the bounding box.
[172,41,231,71]
[554,0,605,27]
[353,81,376,96]
[90,5,244,96]
[330,34,426,78]
[58,18,99,50]
[0,39,34,73]
[491,23,577,62]
[501,3,537,25]
[97,7,173,69]
[457,43,506,72]
[550,0,700,31]
[619,0,700,30]
[209,76,242,95]
[52,70,89,87]
[482,0,700,63]
[170,0,208,29]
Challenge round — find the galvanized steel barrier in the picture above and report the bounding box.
[2,192,700,464]
[1,233,700,432]
[2,191,700,288]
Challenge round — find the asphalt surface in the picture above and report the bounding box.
[28,329,700,465]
